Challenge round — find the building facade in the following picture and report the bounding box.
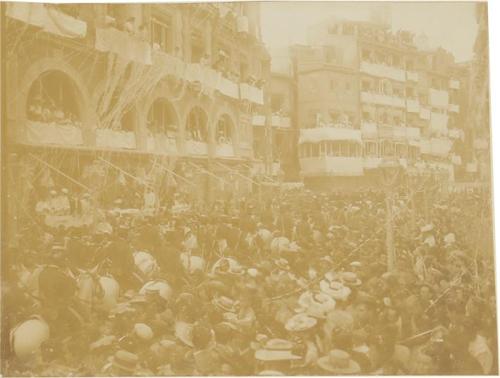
[4,2,271,220]
[291,17,471,190]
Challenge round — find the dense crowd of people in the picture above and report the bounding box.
[2,183,498,376]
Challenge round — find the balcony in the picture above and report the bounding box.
[361,122,378,139]
[217,77,239,99]
[466,162,478,173]
[25,121,83,146]
[448,129,464,139]
[420,107,431,120]
[146,134,177,154]
[420,138,452,157]
[185,140,208,155]
[360,61,406,82]
[473,138,489,150]
[252,115,291,128]
[96,129,136,149]
[448,103,460,113]
[95,27,152,65]
[299,127,362,144]
[185,63,221,96]
[451,154,462,165]
[240,83,264,105]
[7,3,87,39]
[406,99,420,113]
[361,92,406,108]
[430,112,449,136]
[215,143,235,158]
[428,88,449,109]
[449,79,460,89]
[406,71,419,82]
[300,156,364,176]
[364,157,382,169]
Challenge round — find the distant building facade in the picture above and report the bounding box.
[289,17,474,189]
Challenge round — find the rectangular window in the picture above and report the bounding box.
[151,16,172,53]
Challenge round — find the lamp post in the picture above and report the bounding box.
[379,158,401,272]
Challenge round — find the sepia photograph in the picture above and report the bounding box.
[0,0,497,376]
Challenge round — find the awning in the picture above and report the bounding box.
[299,127,362,144]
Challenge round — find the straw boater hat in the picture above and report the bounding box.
[111,350,139,373]
[174,321,194,347]
[285,313,317,332]
[296,291,336,318]
[339,272,362,287]
[212,296,239,313]
[320,280,351,301]
[317,349,361,374]
[134,323,154,340]
[210,257,244,276]
[139,280,173,301]
[254,339,301,361]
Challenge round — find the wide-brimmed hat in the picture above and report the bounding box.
[212,296,239,313]
[296,291,336,318]
[139,280,173,301]
[174,321,194,347]
[317,349,361,374]
[285,313,317,332]
[210,257,244,276]
[420,224,434,233]
[134,323,154,340]
[339,272,362,287]
[111,350,139,372]
[255,339,301,361]
[274,258,290,271]
[320,280,351,301]
[444,233,456,247]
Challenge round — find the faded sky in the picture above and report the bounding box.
[261,1,478,62]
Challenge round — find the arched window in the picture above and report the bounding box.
[216,114,233,144]
[186,107,208,142]
[147,98,178,138]
[27,70,81,126]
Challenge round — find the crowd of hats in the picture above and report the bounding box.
[3,188,498,375]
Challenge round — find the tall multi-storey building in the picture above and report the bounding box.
[292,16,467,190]
[4,2,270,215]
[251,47,297,182]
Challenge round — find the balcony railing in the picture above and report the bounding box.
[185,140,208,155]
[449,79,460,90]
[361,122,378,139]
[429,112,449,136]
[300,156,364,176]
[448,129,464,139]
[473,138,489,150]
[215,143,235,157]
[360,61,406,82]
[96,129,136,149]
[406,71,419,82]
[146,134,177,154]
[420,107,431,120]
[420,138,452,157]
[428,88,449,109]
[25,121,83,146]
[7,3,87,39]
[252,115,291,128]
[448,103,460,113]
[361,123,420,141]
[406,99,420,113]
[240,83,264,105]
[299,127,362,144]
[361,92,406,108]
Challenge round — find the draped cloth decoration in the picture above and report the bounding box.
[6,3,87,38]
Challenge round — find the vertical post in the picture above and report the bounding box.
[385,184,395,272]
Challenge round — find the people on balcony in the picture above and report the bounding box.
[28,96,80,127]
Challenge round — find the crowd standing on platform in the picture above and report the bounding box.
[3,183,498,376]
